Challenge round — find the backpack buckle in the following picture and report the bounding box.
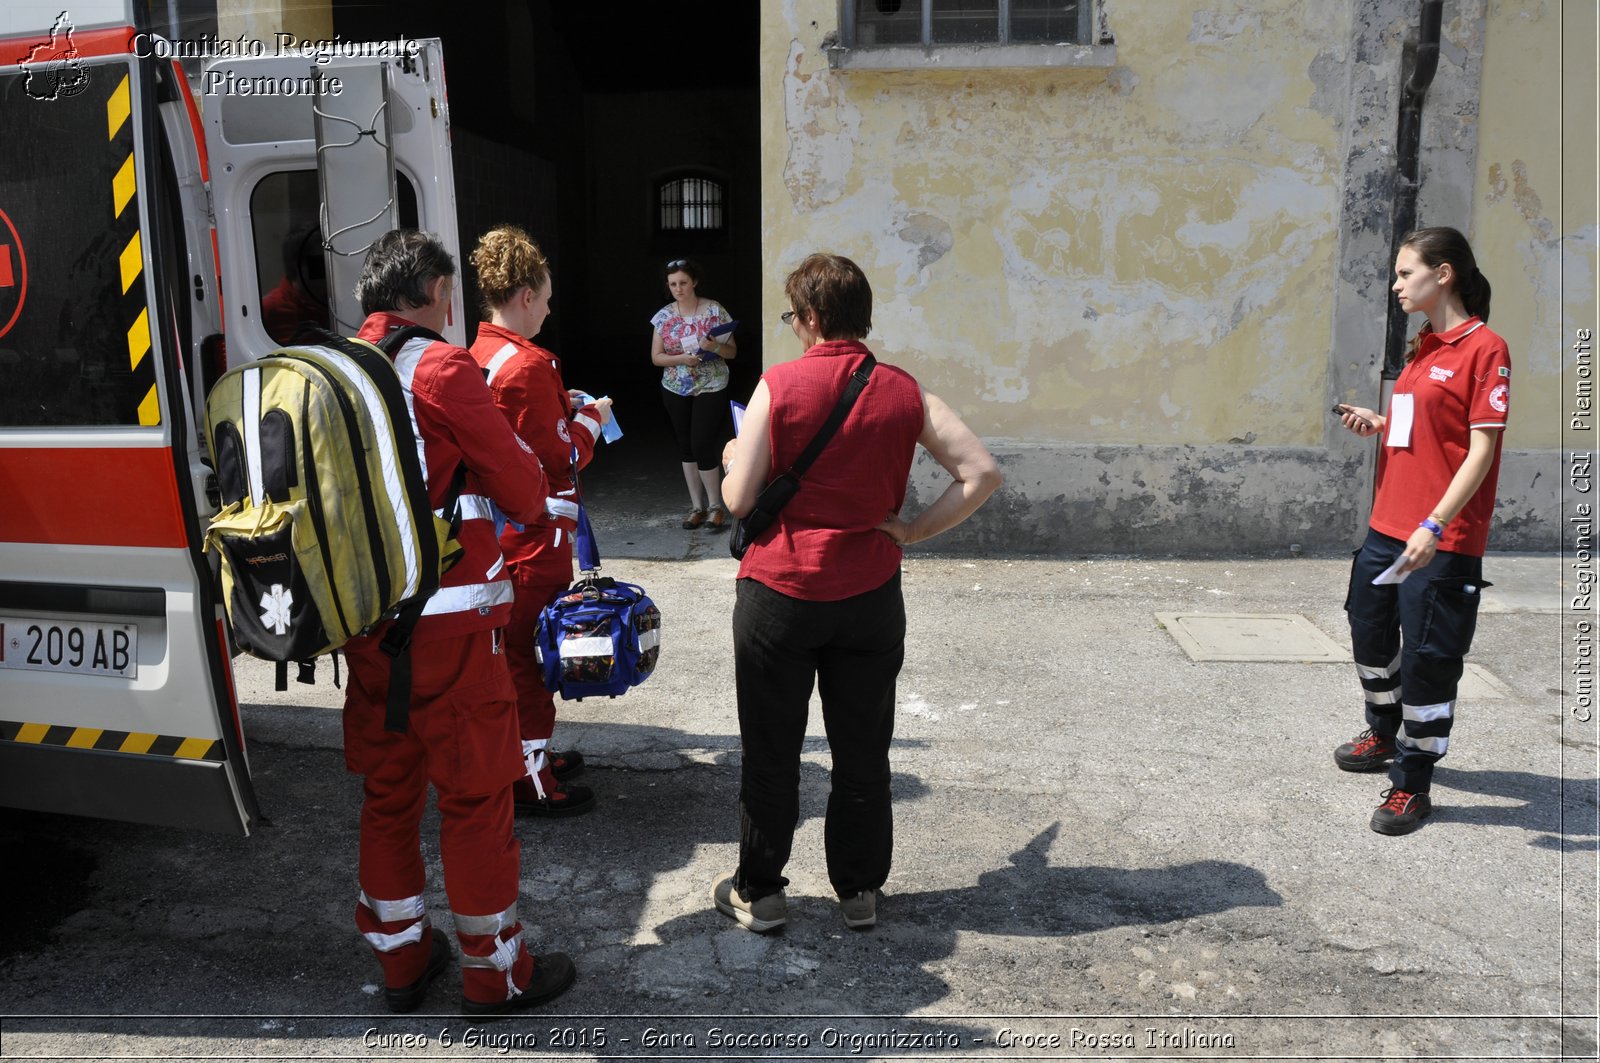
[378,625,412,659]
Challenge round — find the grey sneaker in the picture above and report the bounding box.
[712,874,786,933]
[839,889,882,930]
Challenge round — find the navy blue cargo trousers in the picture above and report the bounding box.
[1345,528,1490,793]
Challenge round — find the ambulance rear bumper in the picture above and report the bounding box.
[0,742,250,835]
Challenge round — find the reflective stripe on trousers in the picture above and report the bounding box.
[358,890,428,953]
[455,901,524,998]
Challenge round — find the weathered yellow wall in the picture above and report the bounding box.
[1472,0,1596,450]
[763,1,1351,448]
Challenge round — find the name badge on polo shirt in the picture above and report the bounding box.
[1386,394,1414,448]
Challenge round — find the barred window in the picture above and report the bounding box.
[657,174,726,233]
[846,0,1095,47]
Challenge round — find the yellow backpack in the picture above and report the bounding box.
[202,326,462,726]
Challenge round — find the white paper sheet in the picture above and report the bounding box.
[1385,393,1414,448]
[1372,556,1412,585]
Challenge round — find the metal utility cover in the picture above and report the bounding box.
[1156,612,1349,663]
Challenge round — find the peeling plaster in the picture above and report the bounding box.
[896,211,954,273]
[1518,224,1599,370]
[764,0,1568,553]
[1151,59,1286,139]
[1188,11,1261,44]
[1306,49,1348,122]
[1509,159,1554,241]
[781,40,861,211]
[1105,66,1138,95]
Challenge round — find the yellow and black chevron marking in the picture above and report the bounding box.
[0,719,222,762]
[106,71,159,427]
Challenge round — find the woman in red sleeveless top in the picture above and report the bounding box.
[710,253,1002,933]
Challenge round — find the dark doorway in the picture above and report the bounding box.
[334,1,762,509]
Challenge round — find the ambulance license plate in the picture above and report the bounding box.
[0,616,138,679]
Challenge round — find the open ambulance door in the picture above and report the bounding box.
[201,38,464,362]
[0,3,255,833]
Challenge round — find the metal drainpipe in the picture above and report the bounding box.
[1381,0,1445,382]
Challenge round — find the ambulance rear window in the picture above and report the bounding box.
[249,169,418,347]
[0,64,161,428]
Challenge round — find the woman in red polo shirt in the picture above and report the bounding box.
[1332,226,1510,836]
[710,253,1002,933]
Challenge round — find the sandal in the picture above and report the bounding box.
[682,508,708,530]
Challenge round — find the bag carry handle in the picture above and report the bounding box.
[565,400,603,574]
[574,503,601,574]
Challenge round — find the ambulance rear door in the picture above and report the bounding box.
[0,3,258,833]
[200,38,464,363]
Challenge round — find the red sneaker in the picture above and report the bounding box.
[1370,787,1432,835]
[1334,728,1396,772]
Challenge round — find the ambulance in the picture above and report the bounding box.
[0,0,463,832]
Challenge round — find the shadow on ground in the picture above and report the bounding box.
[1431,767,1600,850]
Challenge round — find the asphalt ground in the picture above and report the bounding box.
[1,429,1596,1061]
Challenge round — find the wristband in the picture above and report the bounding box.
[1419,518,1444,537]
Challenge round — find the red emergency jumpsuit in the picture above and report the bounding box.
[469,323,603,808]
[343,312,550,1006]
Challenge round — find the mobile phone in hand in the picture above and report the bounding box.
[1331,404,1373,430]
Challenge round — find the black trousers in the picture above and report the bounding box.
[731,572,905,900]
[1345,528,1489,792]
[661,387,728,470]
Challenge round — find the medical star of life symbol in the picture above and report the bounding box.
[259,584,294,635]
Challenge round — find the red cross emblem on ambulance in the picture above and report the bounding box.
[0,207,26,340]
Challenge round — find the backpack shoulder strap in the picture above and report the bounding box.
[371,324,446,355]
[366,323,472,731]
[294,322,459,732]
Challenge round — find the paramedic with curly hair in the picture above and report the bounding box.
[343,229,576,1015]
[469,224,613,818]
[1332,226,1510,836]
[712,252,1002,934]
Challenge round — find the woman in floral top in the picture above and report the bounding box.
[650,258,738,530]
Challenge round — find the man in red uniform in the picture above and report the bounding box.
[342,229,575,1015]
[468,224,611,817]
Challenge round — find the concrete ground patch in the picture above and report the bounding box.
[1155,612,1350,662]
[1460,661,1516,700]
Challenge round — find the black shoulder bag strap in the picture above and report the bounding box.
[733,354,876,559]
[790,354,877,479]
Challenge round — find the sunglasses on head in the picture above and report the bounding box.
[667,259,690,270]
